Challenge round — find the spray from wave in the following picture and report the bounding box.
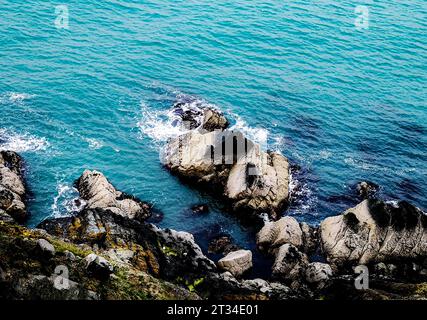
[51,183,86,218]
[0,128,49,153]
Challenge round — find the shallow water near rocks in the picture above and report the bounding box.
[1,1,426,277]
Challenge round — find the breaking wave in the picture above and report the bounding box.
[0,128,49,153]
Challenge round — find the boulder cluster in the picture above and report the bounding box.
[0,105,426,300]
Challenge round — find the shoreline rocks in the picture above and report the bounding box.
[76,170,151,221]
[1,150,426,300]
[0,151,27,222]
[163,125,290,221]
[320,199,427,266]
[218,250,253,277]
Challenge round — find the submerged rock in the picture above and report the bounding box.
[76,170,151,221]
[191,204,209,215]
[357,181,379,199]
[217,250,253,277]
[320,199,427,266]
[0,151,27,222]
[208,235,240,255]
[163,129,290,220]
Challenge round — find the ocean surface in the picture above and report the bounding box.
[1,1,426,275]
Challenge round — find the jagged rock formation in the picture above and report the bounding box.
[76,170,151,221]
[0,151,27,222]
[163,129,290,220]
[320,199,427,266]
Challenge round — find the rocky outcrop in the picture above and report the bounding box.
[163,128,290,220]
[84,253,114,280]
[36,239,56,259]
[201,108,229,132]
[305,262,333,290]
[0,151,27,222]
[272,244,309,284]
[320,199,427,266]
[217,250,253,277]
[172,102,229,132]
[76,170,151,221]
[256,216,303,252]
[0,219,198,300]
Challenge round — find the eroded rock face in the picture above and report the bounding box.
[163,129,290,220]
[217,250,253,277]
[0,151,27,222]
[305,262,333,290]
[320,199,427,266]
[272,244,308,283]
[256,216,303,252]
[76,170,151,221]
[39,207,217,281]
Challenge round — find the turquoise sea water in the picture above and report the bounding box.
[1,1,426,272]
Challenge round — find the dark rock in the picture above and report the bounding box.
[36,239,56,259]
[356,181,379,199]
[208,235,240,255]
[84,253,114,280]
[191,204,209,215]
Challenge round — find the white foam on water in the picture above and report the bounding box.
[0,92,36,104]
[137,97,216,147]
[51,183,86,218]
[230,115,269,150]
[0,128,49,153]
[288,171,318,215]
[85,138,104,150]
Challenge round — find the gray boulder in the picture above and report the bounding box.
[0,151,27,222]
[76,170,151,221]
[320,199,427,266]
[256,216,303,251]
[37,239,56,258]
[218,250,253,277]
[272,244,308,283]
[305,262,333,290]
